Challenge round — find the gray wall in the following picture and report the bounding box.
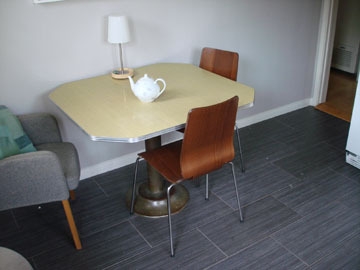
[0,0,322,178]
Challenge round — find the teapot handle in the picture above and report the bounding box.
[155,78,166,97]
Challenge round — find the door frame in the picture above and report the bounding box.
[310,0,339,106]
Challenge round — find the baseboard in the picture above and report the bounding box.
[80,98,311,179]
[236,98,311,127]
[80,151,138,180]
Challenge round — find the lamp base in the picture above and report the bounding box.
[111,68,134,80]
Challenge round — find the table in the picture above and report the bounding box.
[49,63,254,217]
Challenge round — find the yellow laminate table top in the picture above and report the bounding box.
[49,63,254,143]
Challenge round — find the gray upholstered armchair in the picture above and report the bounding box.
[0,113,82,249]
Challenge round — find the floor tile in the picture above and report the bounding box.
[12,200,65,222]
[75,178,107,201]
[69,177,132,237]
[198,196,300,256]
[273,168,360,215]
[33,221,151,270]
[337,189,360,214]
[311,234,360,270]
[272,202,360,265]
[0,210,19,239]
[273,142,343,179]
[107,229,225,270]
[207,237,307,270]
[274,107,349,134]
[130,184,233,247]
[94,161,147,197]
[325,131,349,152]
[273,126,346,151]
[270,107,349,151]
[210,163,299,208]
[328,155,360,184]
[273,107,327,129]
[1,203,77,258]
[238,118,297,143]
[343,232,360,252]
[238,134,296,171]
[73,193,131,237]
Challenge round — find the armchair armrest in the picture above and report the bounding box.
[17,113,62,145]
[0,151,69,211]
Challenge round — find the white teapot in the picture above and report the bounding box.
[128,74,166,103]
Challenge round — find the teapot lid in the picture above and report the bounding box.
[140,74,150,80]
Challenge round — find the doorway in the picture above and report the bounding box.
[312,0,359,122]
[315,68,358,122]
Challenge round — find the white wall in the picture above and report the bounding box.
[0,0,322,178]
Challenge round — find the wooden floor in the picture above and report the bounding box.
[316,68,357,122]
[1,107,360,270]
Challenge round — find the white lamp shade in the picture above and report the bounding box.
[108,16,130,44]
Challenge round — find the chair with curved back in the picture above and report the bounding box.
[130,96,244,257]
[199,47,239,81]
[179,47,245,172]
[0,113,82,250]
[200,47,246,172]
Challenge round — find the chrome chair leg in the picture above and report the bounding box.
[235,125,245,173]
[130,157,141,215]
[167,183,176,257]
[229,162,244,222]
[205,174,209,200]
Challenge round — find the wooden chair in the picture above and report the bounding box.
[180,47,245,172]
[131,96,244,257]
[200,47,245,172]
[199,47,239,81]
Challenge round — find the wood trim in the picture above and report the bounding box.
[62,200,82,250]
[311,0,339,106]
[69,190,76,201]
[315,103,351,122]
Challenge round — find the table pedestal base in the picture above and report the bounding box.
[126,182,189,217]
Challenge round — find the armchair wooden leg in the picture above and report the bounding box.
[62,200,82,250]
[69,190,76,201]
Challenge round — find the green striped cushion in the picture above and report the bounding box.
[0,106,36,159]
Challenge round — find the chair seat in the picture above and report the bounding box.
[36,142,80,190]
[131,97,243,257]
[139,141,183,183]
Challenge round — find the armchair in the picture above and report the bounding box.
[0,113,82,250]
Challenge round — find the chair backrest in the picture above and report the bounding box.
[180,96,239,179]
[199,47,239,81]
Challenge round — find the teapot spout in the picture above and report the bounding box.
[128,76,135,92]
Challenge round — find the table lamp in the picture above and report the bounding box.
[108,15,134,79]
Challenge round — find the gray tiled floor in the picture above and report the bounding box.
[1,106,360,269]
[207,237,308,270]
